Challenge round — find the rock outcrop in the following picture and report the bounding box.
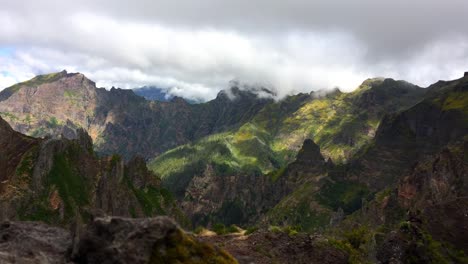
[0,221,71,264]
[0,217,236,264]
[181,139,329,228]
[333,138,468,263]
[0,116,185,226]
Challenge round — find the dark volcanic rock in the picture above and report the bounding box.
[0,217,236,264]
[282,138,327,185]
[0,221,71,264]
[181,139,328,227]
[72,216,236,264]
[295,139,324,164]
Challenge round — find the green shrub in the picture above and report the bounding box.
[344,226,369,249]
[193,226,204,234]
[245,226,259,235]
[213,223,227,235]
[269,226,282,234]
[226,225,240,233]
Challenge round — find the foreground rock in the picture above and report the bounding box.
[0,221,71,264]
[0,216,236,264]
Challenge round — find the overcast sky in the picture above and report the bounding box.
[1,0,468,100]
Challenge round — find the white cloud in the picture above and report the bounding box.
[0,2,468,101]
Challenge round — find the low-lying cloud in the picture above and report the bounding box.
[1,1,468,101]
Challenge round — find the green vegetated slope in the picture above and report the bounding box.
[149,78,425,195]
[239,76,468,263]
[272,74,468,231]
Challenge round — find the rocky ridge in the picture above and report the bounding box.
[0,116,185,226]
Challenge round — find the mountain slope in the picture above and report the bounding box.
[327,138,468,263]
[0,116,40,187]
[348,74,468,190]
[0,116,185,226]
[265,74,468,233]
[0,71,272,160]
[150,78,425,196]
[133,86,173,101]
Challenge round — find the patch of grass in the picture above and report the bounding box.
[6,71,66,94]
[326,238,369,264]
[266,183,331,232]
[15,145,39,178]
[440,92,468,114]
[211,223,241,235]
[0,111,19,121]
[48,116,59,127]
[45,154,89,220]
[64,90,79,98]
[315,180,370,214]
[245,226,259,235]
[269,225,282,234]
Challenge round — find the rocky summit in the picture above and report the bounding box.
[1,71,468,263]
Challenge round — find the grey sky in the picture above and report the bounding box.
[1,0,468,100]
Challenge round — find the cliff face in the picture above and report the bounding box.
[0,116,40,190]
[180,139,331,229]
[0,116,185,226]
[348,74,468,190]
[372,140,468,263]
[328,138,468,263]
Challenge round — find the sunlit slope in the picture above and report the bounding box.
[149,78,425,195]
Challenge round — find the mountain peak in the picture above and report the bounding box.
[133,86,172,102]
[0,70,96,102]
[295,138,324,163]
[216,84,276,101]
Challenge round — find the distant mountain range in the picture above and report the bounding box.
[133,85,202,104]
[1,70,468,263]
[133,86,173,102]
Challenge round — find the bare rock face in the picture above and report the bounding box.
[282,138,327,187]
[181,139,328,227]
[0,221,71,264]
[398,141,468,209]
[72,216,236,264]
[0,71,100,139]
[181,164,280,226]
[0,217,236,264]
[373,139,468,263]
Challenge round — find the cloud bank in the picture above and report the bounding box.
[1,0,468,101]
